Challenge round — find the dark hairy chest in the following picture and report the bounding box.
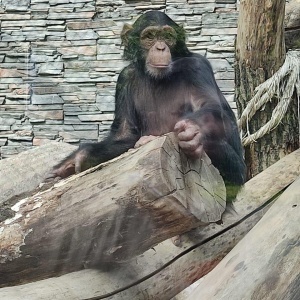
[132,76,201,135]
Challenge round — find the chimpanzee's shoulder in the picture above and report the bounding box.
[187,53,212,68]
[173,53,213,74]
[117,64,136,82]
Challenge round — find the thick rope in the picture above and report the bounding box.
[237,50,300,146]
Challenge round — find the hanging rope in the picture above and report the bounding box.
[237,50,300,146]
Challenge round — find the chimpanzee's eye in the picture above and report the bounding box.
[145,32,155,40]
[141,26,158,41]
[162,26,177,46]
[165,34,176,46]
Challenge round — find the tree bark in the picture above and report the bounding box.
[0,133,226,287]
[187,176,300,300]
[285,0,300,49]
[235,0,299,178]
[0,141,76,208]
[1,149,300,299]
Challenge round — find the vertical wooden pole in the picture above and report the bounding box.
[235,0,299,178]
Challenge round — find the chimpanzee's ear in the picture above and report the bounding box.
[121,23,133,47]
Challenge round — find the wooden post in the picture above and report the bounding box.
[235,0,299,178]
[285,0,300,49]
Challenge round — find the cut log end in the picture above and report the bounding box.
[0,133,225,287]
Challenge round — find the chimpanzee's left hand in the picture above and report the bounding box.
[134,135,157,148]
[174,119,204,159]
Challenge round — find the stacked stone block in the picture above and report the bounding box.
[0,0,237,158]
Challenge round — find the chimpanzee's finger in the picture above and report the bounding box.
[174,120,187,133]
[177,126,199,141]
[178,132,201,148]
[179,143,203,159]
[179,140,199,152]
[44,171,61,182]
[192,144,204,158]
[74,157,82,174]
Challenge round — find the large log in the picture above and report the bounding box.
[0,141,76,207]
[187,176,300,300]
[0,133,226,287]
[1,149,300,299]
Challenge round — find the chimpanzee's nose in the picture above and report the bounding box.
[156,42,166,51]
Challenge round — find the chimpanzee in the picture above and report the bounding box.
[48,11,246,200]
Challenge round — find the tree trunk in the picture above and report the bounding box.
[1,149,300,299]
[187,176,300,300]
[0,133,226,287]
[285,0,300,49]
[235,0,299,178]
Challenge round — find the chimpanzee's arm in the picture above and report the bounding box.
[174,55,246,187]
[48,68,140,179]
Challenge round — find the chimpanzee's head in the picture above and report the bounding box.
[121,11,190,78]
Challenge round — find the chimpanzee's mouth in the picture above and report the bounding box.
[146,63,173,79]
[147,63,169,69]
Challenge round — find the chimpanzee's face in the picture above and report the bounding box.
[140,25,177,78]
[121,11,188,79]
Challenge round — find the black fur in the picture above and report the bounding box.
[52,11,246,198]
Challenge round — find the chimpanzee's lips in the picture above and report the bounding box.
[148,63,169,69]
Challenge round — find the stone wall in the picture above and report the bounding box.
[0,0,238,158]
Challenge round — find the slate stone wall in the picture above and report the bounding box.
[0,0,237,158]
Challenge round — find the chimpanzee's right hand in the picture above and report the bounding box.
[174,119,204,159]
[45,147,89,181]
